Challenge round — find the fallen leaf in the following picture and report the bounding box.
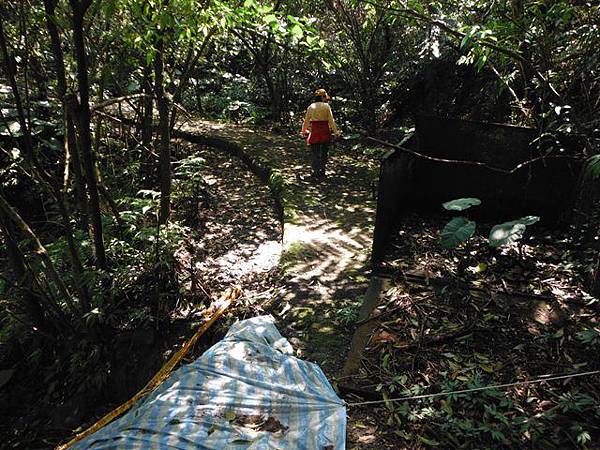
[358,434,376,444]
[371,330,399,344]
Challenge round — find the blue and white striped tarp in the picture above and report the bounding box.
[72,315,346,449]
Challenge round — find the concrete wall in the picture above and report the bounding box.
[371,115,583,266]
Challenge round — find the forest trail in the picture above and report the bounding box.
[179,119,378,374]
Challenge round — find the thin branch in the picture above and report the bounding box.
[0,192,79,317]
[367,136,581,174]
[90,93,150,113]
[487,60,530,119]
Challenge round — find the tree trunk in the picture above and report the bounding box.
[141,64,154,147]
[67,109,90,232]
[44,0,90,233]
[140,62,155,185]
[58,195,92,313]
[0,17,35,163]
[360,78,378,134]
[57,124,92,313]
[95,75,105,155]
[154,27,171,225]
[168,29,215,132]
[262,68,282,122]
[70,1,108,270]
[19,5,32,131]
[96,164,125,230]
[0,192,79,321]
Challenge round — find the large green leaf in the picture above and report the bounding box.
[489,216,540,248]
[442,198,481,211]
[441,217,476,249]
[263,14,278,24]
[290,24,303,38]
[584,154,600,180]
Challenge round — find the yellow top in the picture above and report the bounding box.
[302,101,339,135]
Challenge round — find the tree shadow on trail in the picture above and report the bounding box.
[181,120,384,374]
[172,141,282,302]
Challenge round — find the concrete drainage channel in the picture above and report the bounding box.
[340,276,390,390]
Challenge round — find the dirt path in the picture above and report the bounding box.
[175,120,404,448]
[173,140,282,303]
[179,120,378,373]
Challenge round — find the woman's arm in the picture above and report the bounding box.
[327,104,340,135]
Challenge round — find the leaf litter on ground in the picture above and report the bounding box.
[350,213,600,448]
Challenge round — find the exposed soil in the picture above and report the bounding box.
[180,120,381,378]
[178,120,397,448]
[171,140,282,316]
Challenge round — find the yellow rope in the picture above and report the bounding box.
[56,287,240,450]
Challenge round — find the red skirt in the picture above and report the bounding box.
[307,121,332,145]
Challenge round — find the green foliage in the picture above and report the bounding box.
[576,327,600,345]
[1,0,598,445]
[172,153,213,225]
[379,372,600,448]
[441,217,476,249]
[224,0,320,50]
[558,391,596,413]
[67,340,111,392]
[350,142,389,158]
[442,197,481,211]
[174,155,206,180]
[268,170,285,198]
[488,216,540,248]
[0,311,17,345]
[197,73,270,123]
[334,301,361,325]
[280,242,308,272]
[441,199,539,250]
[584,154,600,180]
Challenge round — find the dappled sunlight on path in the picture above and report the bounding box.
[173,141,281,301]
[181,119,378,374]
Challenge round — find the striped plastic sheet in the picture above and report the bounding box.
[72,315,346,449]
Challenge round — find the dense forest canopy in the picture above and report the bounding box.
[0,0,599,448]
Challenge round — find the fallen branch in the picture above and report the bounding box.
[90,93,149,113]
[367,136,581,175]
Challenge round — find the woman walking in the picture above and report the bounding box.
[301,89,340,178]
